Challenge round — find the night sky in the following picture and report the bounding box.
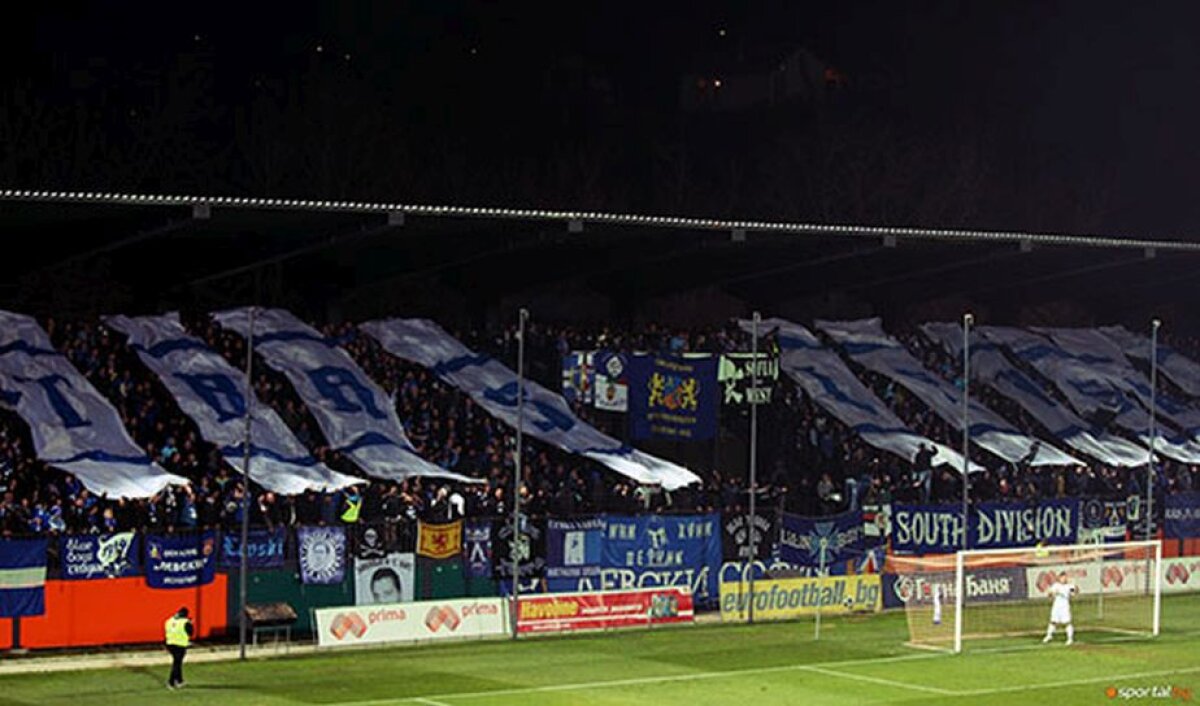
[5,2,1200,236]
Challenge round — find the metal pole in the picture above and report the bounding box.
[238,306,255,661]
[814,544,827,640]
[747,311,760,623]
[511,308,529,638]
[961,313,973,550]
[1147,319,1160,541]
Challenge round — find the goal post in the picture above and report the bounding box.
[891,540,1161,653]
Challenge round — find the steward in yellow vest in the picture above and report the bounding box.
[340,488,363,524]
[164,607,194,689]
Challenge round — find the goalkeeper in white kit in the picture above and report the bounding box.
[1042,571,1077,645]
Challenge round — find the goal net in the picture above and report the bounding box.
[891,540,1161,653]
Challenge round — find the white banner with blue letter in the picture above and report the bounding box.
[60,532,140,579]
[817,318,1079,466]
[982,326,1200,462]
[145,531,217,588]
[599,513,722,605]
[922,322,1147,467]
[779,511,865,567]
[359,319,701,490]
[1036,327,1200,435]
[1102,325,1200,398]
[0,539,47,617]
[739,318,978,473]
[106,313,359,495]
[0,311,185,498]
[213,308,478,484]
[891,499,1080,553]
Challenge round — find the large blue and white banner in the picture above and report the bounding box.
[360,319,700,490]
[780,511,864,567]
[60,532,140,579]
[545,517,605,592]
[891,499,1080,553]
[1164,493,1200,539]
[739,318,976,472]
[923,322,1147,467]
[1037,327,1200,435]
[0,311,185,498]
[627,354,718,441]
[214,308,476,483]
[982,326,1200,463]
[1103,325,1200,398]
[298,526,347,585]
[106,314,358,494]
[218,527,287,569]
[145,531,217,589]
[0,539,47,617]
[599,514,722,604]
[817,318,1079,466]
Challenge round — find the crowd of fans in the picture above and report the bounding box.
[0,313,1197,539]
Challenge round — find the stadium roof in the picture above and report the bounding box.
[2,189,1199,329]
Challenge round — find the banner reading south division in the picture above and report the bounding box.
[60,532,140,579]
[145,531,216,589]
[627,354,717,441]
[720,574,881,622]
[891,499,1080,553]
[599,514,721,605]
[779,511,864,567]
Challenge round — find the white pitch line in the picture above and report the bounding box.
[802,665,957,696]
[331,651,952,706]
[413,699,453,706]
[955,666,1200,697]
[328,632,1200,706]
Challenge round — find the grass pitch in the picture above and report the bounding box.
[0,594,1196,705]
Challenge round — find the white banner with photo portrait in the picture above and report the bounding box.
[355,553,415,606]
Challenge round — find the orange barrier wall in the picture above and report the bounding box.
[0,574,228,650]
